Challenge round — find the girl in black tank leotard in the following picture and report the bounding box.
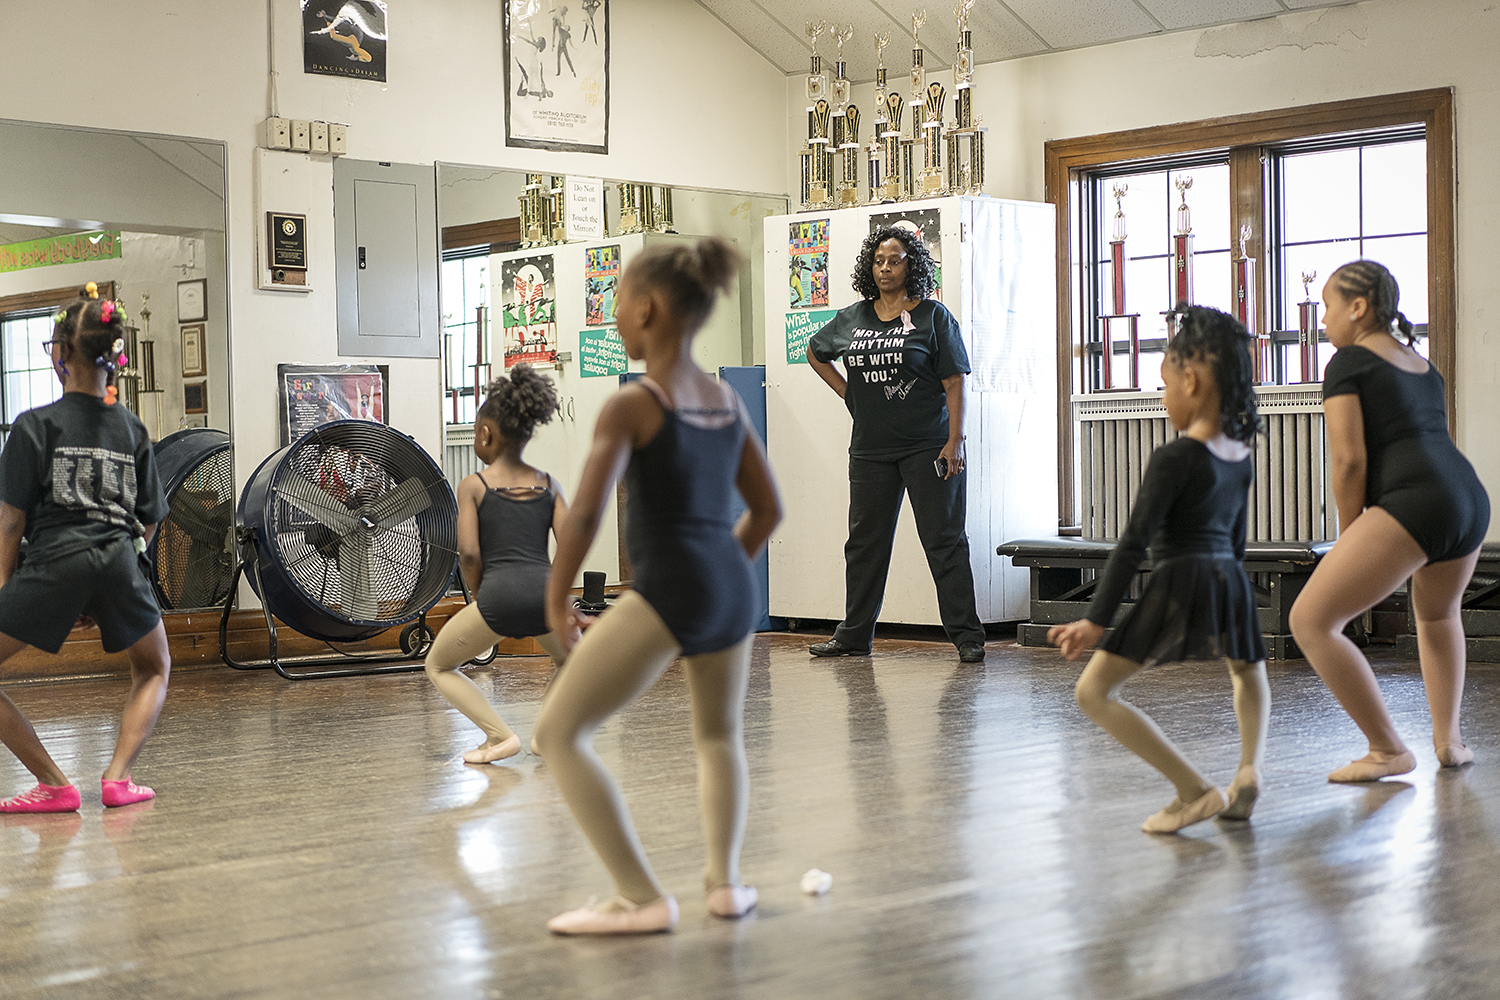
[1048,306,1271,834]
[423,364,568,765]
[1291,260,1490,783]
[534,238,782,936]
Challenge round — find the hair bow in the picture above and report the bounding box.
[100,300,116,323]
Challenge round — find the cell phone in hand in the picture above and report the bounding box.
[934,456,949,478]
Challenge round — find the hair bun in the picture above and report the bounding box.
[691,237,742,296]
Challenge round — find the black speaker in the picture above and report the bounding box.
[576,570,609,613]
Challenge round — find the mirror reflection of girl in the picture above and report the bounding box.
[535,238,782,935]
[0,284,171,812]
[1290,261,1489,781]
[1049,306,1269,834]
[424,364,568,764]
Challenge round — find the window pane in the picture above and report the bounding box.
[1362,234,1429,325]
[1103,170,1169,263]
[1189,249,1233,314]
[1282,148,1360,244]
[1281,240,1357,330]
[1124,255,1170,331]
[1169,164,1230,252]
[1362,141,1426,237]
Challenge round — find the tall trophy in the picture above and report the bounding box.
[548,175,566,243]
[616,181,642,235]
[945,0,986,195]
[831,25,862,207]
[1298,268,1320,382]
[882,91,906,202]
[1171,174,1194,304]
[520,173,547,246]
[1233,223,1270,382]
[1097,181,1140,390]
[799,21,833,210]
[920,77,947,197]
[866,31,891,202]
[902,10,927,200]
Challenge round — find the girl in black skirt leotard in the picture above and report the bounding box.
[1050,306,1270,834]
[1290,260,1489,783]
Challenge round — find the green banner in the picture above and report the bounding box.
[579,327,628,378]
[785,308,838,365]
[0,231,122,274]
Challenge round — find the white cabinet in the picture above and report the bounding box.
[763,196,1057,625]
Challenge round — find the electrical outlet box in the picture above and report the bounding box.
[264,117,291,150]
[310,120,329,154]
[328,123,348,156]
[290,120,311,152]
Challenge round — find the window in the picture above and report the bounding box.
[0,310,63,445]
[441,251,492,425]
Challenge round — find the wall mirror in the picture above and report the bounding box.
[0,119,232,610]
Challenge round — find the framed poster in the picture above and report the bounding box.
[302,0,387,82]
[504,0,610,153]
[500,255,558,367]
[177,278,207,322]
[183,381,208,415]
[278,363,387,446]
[180,324,207,377]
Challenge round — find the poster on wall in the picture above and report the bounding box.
[584,244,620,326]
[302,1,388,82]
[789,219,829,309]
[278,363,387,446]
[785,308,839,365]
[501,255,558,367]
[870,208,942,300]
[0,230,120,274]
[504,0,610,154]
[579,327,628,378]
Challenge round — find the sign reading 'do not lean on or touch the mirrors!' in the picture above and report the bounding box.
[785,309,838,365]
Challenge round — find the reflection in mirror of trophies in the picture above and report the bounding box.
[945,0,986,195]
[617,182,641,235]
[549,175,567,243]
[1171,174,1194,304]
[520,173,548,246]
[867,31,891,203]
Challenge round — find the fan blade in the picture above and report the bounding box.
[335,531,379,621]
[276,473,359,534]
[371,477,435,529]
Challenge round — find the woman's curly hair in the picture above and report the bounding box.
[851,226,938,301]
[1165,303,1262,444]
[478,363,558,443]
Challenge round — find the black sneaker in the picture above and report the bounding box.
[958,642,986,663]
[809,639,871,657]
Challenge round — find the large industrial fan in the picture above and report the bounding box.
[147,428,236,610]
[219,420,459,679]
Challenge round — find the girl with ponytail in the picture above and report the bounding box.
[0,283,171,813]
[1290,260,1489,782]
[535,237,782,934]
[1049,305,1270,834]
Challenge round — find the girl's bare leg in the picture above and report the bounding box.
[1410,547,1482,765]
[102,622,170,783]
[0,632,70,789]
[1222,658,1269,820]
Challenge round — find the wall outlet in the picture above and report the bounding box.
[328,123,348,156]
[290,119,311,152]
[264,117,291,150]
[310,120,329,154]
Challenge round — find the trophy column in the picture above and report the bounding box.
[883,93,906,202]
[1096,182,1140,391]
[1297,270,1320,382]
[947,7,985,196]
[1232,224,1270,382]
[866,32,891,203]
[1171,175,1195,305]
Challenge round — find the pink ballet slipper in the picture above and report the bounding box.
[463,735,522,764]
[547,895,678,935]
[706,884,758,918]
[101,777,155,807]
[0,783,81,813]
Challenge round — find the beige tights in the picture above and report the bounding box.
[425,601,564,746]
[1075,651,1269,799]
[533,591,752,905]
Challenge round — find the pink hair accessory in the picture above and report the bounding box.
[100,300,115,323]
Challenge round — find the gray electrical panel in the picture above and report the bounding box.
[333,159,439,358]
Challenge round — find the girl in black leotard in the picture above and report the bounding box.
[423,364,568,765]
[1049,306,1270,834]
[533,238,782,935]
[1290,260,1489,782]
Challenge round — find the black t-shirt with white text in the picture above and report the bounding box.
[0,392,168,562]
[809,299,970,459]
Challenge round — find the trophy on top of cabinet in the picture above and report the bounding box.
[902,10,927,200]
[831,25,862,206]
[799,21,834,211]
[1171,174,1194,304]
[882,90,907,202]
[920,77,947,197]
[867,31,892,202]
[945,0,986,195]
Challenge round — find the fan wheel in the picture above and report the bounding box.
[399,622,434,657]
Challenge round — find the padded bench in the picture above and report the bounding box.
[997,537,1335,660]
[1397,541,1500,663]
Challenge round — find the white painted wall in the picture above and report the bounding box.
[788,0,1500,534]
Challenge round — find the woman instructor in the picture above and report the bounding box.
[805,227,985,664]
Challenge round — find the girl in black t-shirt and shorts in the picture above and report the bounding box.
[0,284,171,813]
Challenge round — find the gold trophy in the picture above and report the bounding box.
[617,181,642,235]
[830,25,861,207]
[800,21,833,211]
[902,10,926,200]
[520,173,547,246]
[866,31,891,203]
[920,78,947,197]
[548,175,566,243]
[945,0,985,195]
[883,91,906,202]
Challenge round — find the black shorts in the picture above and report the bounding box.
[0,537,162,655]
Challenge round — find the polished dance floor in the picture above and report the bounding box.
[3,634,1498,999]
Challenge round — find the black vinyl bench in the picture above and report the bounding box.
[1397,541,1500,663]
[996,538,1335,660]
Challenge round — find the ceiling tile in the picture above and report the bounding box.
[1278,0,1364,8]
[696,0,810,73]
[867,0,1049,75]
[753,0,920,82]
[1000,0,1163,49]
[1137,0,1284,30]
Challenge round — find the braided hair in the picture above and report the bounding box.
[1165,303,1262,444]
[1329,259,1416,346]
[851,226,938,301]
[52,282,129,397]
[478,363,558,443]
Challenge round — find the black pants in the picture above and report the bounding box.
[833,447,985,650]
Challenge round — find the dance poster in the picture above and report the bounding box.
[500,255,558,368]
[870,208,942,299]
[504,0,610,154]
[785,308,838,365]
[301,1,387,82]
[584,244,620,326]
[278,364,386,446]
[788,219,830,309]
[578,327,627,378]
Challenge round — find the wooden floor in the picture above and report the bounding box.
[4,634,1499,999]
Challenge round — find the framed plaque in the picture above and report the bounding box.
[183,381,208,415]
[177,278,207,322]
[267,212,308,271]
[180,324,207,378]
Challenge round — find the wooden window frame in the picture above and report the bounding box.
[1044,88,1455,526]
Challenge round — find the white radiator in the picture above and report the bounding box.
[443,424,479,497]
[1075,385,1334,542]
